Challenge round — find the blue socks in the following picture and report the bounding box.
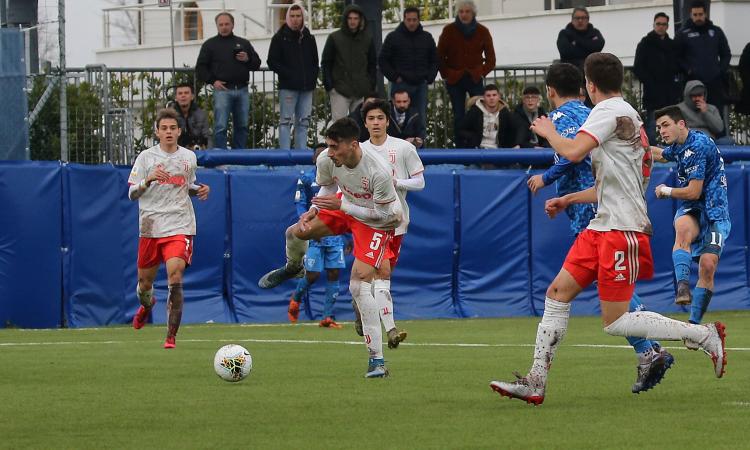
[689,287,713,324]
[323,280,339,318]
[292,277,310,303]
[672,249,692,282]
[626,294,659,355]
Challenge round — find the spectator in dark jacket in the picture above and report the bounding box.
[456,84,514,149]
[168,83,210,149]
[195,12,261,149]
[511,86,549,148]
[633,12,682,144]
[556,7,605,71]
[388,90,426,148]
[379,6,438,131]
[737,42,750,115]
[675,1,731,113]
[321,4,376,121]
[348,93,379,142]
[437,0,495,144]
[267,2,318,150]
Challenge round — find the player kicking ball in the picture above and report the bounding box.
[258,118,402,378]
[490,53,726,406]
[127,108,210,349]
[651,106,730,326]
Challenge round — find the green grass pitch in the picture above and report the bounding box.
[1,311,748,449]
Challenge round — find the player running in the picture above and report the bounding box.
[258,118,403,378]
[490,53,726,406]
[651,105,730,326]
[532,63,673,394]
[128,108,210,349]
[357,98,425,349]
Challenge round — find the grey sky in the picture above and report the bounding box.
[38,0,105,67]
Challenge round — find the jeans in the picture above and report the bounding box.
[446,74,485,143]
[278,89,313,150]
[213,88,249,149]
[390,81,428,130]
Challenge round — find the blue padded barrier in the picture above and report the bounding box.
[0,161,62,328]
[457,170,532,317]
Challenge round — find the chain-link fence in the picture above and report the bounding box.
[27,65,750,163]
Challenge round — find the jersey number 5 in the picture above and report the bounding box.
[370,232,383,250]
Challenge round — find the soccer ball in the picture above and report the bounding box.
[213,344,253,382]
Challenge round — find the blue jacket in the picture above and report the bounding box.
[675,19,731,83]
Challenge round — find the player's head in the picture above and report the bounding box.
[363,99,390,140]
[654,105,688,145]
[312,142,327,162]
[545,63,582,108]
[325,118,361,167]
[583,52,623,102]
[174,82,194,108]
[155,108,181,147]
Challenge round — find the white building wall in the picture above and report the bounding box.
[96,0,750,69]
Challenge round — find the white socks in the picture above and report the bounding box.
[529,297,571,387]
[285,227,308,269]
[373,279,396,332]
[136,284,154,308]
[604,311,709,344]
[351,280,383,360]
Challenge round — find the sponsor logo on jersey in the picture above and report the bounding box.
[551,111,565,121]
[684,148,694,158]
[340,184,373,200]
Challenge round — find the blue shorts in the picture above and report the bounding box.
[303,244,345,272]
[674,206,731,258]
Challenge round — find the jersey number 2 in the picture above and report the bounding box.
[614,251,626,271]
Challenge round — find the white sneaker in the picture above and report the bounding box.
[490,372,545,405]
[697,322,727,378]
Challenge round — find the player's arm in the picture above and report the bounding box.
[340,197,401,224]
[396,147,426,192]
[188,183,210,200]
[294,177,309,217]
[128,165,169,201]
[531,116,597,163]
[545,187,597,218]
[395,172,425,191]
[655,179,703,200]
[650,146,669,163]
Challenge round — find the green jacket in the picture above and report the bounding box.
[321,4,376,98]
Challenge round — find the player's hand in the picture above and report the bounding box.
[147,167,170,185]
[196,183,210,200]
[297,208,318,232]
[527,174,545,194]
[654,183,670,199]
[545,197,567,218]
[530,115,556,139]
[311,194,341,211]
[213,80,227,91]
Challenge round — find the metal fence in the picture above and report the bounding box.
[27,65,749,164]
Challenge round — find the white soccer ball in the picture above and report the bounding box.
[213,344,253,382]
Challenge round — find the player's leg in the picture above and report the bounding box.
[374,235,407,349]
[288,246,322,323]
[258,214,336,289]
[627,293,674,394]
[600,232,726,378]
[319,243,345,328]
[163,256,187,348]
[133,237,160,330]
[672,211,701,305]
[689,220,729,324]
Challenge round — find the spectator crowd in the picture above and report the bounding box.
[175,0,748,150]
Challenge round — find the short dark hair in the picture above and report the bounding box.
[484,84,500,94]
[654,105,685,124]
[654,12,669,21]
[326,118,360,143]
[584,53,623,94]
[363,91,379,102]
[545,63,582,98]
[571,7,589,19]
[522,86,541,96]
[404,6,420,17]
[391,89,409,98]
[690,1,707,12]
[362,98,391,123]
[313,142,327,151]
[215,12,234,24]
[155,108,180,128]
[175,82,194,93]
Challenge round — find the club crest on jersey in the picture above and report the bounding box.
[182,160,190,172]
[388,150,396,164]
[361,177,369,190]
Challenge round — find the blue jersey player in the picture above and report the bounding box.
[287,144,347,328]
[535,63,672,394]
[652,105,730,326]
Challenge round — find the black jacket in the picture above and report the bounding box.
[378,22,439,85]
[737,42,750,114]
[675,19,731,83]
[556,23,605,69]
[195,33,261,87]
[456,99,515,148]
[321,5,376,97]
[387,105,426,145]
[511,104,549,148]
[168,101,210,149]
[633,31,682,110]
[348,104,370,142]
[267,24,319,91]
